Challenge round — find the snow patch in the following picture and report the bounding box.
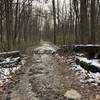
[76,56,91,64]
[0,66,21,86]
[0,57,22,86]
[76,56,100,68]
[72,64,100,86]
[75,44,100,47]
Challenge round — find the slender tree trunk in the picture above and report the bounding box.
[52,0,57,44]
[57,0,60,30]
[14,0,19,47]
[0,0,3,46]
[18,3,21,45]
[73,0,79,43]
[9,0,13,48]
[91,0,96,43]
[80,0,88,43]
[4,0,11,50]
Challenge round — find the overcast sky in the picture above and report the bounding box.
[14,0,70,11]
[31,0,70,12]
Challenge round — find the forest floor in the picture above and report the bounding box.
[0,41,100,100]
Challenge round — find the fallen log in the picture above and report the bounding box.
[0,51,20,58]
[73,44,100,59]
[76,57,100,73]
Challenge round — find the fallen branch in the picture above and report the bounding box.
[0,51,20,58]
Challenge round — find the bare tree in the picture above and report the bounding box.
[13,0,19,46]
[52,0,57,44]
[0,0,3,47]
[80,0,88,43]
[73,0,79,43]
[91,0,96,43]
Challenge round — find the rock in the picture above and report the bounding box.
[90,94,100,100]
[0,81,3,87]
[95,94,100,100]
[96,77,100,83]
[64,89,82,100]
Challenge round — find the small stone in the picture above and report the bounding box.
[95,94,100,100]
[0,81,3,87]
[90,95,100,100]
[64,89,82,100]
[96,77,100,82]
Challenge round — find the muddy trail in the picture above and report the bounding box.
[1,42,100,100]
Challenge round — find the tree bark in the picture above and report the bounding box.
[73,0,79,43]
[91,0,96,43]
[52,0,57,44]
[14,0,19,47]
[0,0,3,47]
[57,0,60,30]
[80,0,88,43]
[4,0,11,50]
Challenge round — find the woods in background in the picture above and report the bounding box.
[51,0,100,44]
[0,0,40,51]
[0,0,100,51]
[42,0,100,45]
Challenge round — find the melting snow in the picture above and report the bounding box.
[76,56,100,68]
[6,58,10,62]
[76,56,91,64]
[91,60,100,68]
[75,44,100,47]
[0,66,21,86]
[0,57,22,86]
[72,64,100,86]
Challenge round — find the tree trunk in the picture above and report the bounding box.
[4,0,11,50]
[80,0,88,43]
[57,0,60,30]
[52,0,57,44]
[0,0,3,47]
[73,0,79,43]
[91,0,96,43]
[14,0,19,47]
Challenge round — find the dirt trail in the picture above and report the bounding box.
[10,56,41,100]
[8,42,68,100]
[2,42,100,100]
